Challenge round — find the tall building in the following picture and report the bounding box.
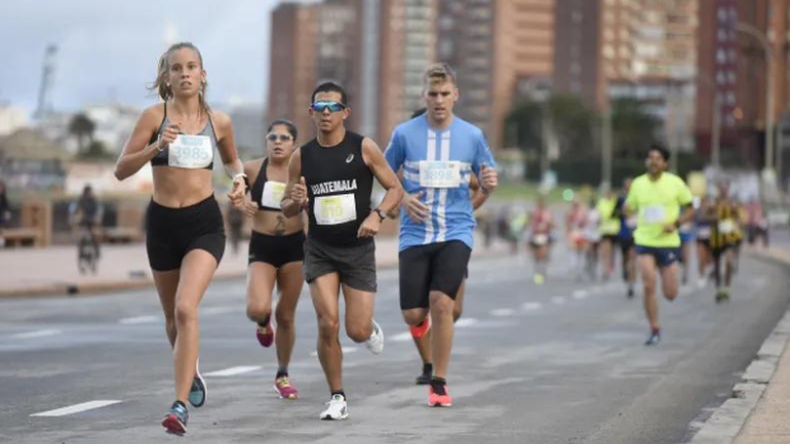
[696,0,790,166]
[553,0,605,109]
[267,3,318,145]
[376,0,437,146]
[437,0,555,149]
[267,0,435,147]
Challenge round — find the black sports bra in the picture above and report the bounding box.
[149,103,217,170]
[250,158,287,212]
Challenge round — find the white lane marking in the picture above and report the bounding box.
[490,308,516,317]
[573,290,589,300]
[203,366,261,377]
[551,296,567,305]
[311,347,357,357]
[202,306,236,316]
[118,315,158,325]
[455,318,479,328]
[521,302,543,311]
[31,400,122,417]
[391,332,413,342]
[12,329,61,339]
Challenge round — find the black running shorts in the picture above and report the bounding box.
[145,195,225,271]
[248,230,305,268]
[398,240,472,310]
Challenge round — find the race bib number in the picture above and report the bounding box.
[168,135,213,169]
[419,161,461,188]
[532,233,549,246]
[314,194,356,225]
[643,205,666,224]
[261,181,286,209]
[718,219,737,234]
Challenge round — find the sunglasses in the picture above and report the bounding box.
[310,100,346,113]
[267,133,293,142]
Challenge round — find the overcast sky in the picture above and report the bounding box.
[0,0,299,116]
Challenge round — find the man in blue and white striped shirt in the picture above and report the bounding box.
[384,63,498,407]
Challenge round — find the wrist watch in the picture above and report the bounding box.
[374,208,386,222]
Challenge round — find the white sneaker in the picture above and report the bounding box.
[365,319,384,355]
[319,394,348,420]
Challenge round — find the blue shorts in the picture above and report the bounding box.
[636,245,680,268]
[679,232,694,244]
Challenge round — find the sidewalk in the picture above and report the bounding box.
[0,234,505,298]
[732,246,790,444]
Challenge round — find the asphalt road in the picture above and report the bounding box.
[1,243,788,444]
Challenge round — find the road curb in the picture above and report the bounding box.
[687,250,790,444]
[0,246,507,299]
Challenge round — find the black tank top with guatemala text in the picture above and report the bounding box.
[300,131,373,247]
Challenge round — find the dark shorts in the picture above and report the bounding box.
[248,230,305,268]
[636,245,679,268]
[619,236,635,254]
[712,244,733,258]
[145,195,225,272]
[303,236,376,292]
[602,234,619,244]
[696,238,711,248]
[399,240,472,310]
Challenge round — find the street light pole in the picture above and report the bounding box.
[736,23,775,175]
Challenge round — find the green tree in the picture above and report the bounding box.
[610,97,660,160]
[68,113,96,155]
[77,140,114,161]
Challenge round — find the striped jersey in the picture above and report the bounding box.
[384,114,496,251]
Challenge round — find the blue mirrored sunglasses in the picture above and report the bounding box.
[310,100,346,113]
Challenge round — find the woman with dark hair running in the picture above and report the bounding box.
[236,119,305,399]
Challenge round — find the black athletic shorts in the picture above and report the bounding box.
[248,230,305,268]
[399,240,472,310]
[303,236,377,292]
[619,236,635,254]
[145,195,225,271]
[602,234,619,244]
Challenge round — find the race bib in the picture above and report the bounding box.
[419,161,461,188]
[718,219,737,234]
[314,194,356,225]
[643,205,666,224]
[697,227,712,238]
[261,181,286,209]
[532,233,549,246]
[626,216,638,229]
[168,135,213,169]
[679,222,693,233]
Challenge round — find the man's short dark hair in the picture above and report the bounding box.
[311,81,348,105]
[648,144,670,162]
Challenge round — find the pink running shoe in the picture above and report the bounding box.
[256,322,274,348]
[274,376,299,399]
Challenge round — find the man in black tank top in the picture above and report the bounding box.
[281,82,403,421]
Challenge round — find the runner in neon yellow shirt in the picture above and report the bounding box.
[625,145,694,346]
[596,191,621,281]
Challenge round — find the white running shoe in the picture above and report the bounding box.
[365,319,384,355]
[319,394,348,420]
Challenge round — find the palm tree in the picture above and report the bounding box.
[68,113,96,154]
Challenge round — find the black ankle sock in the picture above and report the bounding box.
[331,390,346,400]
[276,369,288,379]
[258,315,271,327]
[173,400,187,410]
[422,363,433,375]
[430,377,447,395]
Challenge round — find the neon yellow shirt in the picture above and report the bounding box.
[596,197,620,235]
[625,172,693,247]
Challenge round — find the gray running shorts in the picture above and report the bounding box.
[303,236,377,292]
